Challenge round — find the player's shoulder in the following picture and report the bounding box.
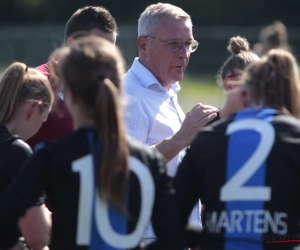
[273,113,300,131]
[11,138,33,156]
[34,128,88,157]
[195,114,234,142]
[0,131,32,158]
[271,113,300,145]
[0,139,33,175]
[35,63,50,78]
[127,136,166,170]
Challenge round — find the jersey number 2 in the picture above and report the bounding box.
[220,118,274,201]
[72,155,155,248]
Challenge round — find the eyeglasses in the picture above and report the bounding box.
[146,35,199,53]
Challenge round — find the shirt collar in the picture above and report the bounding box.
[130,58,181,94]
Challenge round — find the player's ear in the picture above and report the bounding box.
[240,88,250,108]
[27,101,42,121]
[223,79,233,91]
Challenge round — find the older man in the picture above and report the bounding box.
[124,2,218,241]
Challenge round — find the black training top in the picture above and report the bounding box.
[205,112,220,126]
[0,126,33,248]
[0,127,185,250]
[175,106,300,250]
[0,126,32,192]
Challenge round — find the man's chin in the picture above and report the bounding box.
[173,75,184,83]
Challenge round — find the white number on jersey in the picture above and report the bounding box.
[72,155,155,248]
[220,118,274,201]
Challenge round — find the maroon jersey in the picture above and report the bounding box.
[26,63,73,149]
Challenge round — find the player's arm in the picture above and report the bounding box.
[4,142,51,249]
[156,103,218,162]
[174,146,200,224]
[0,147,52,249]
[19,204,51,250]
[147,150,185,250]
[174,139,204,248]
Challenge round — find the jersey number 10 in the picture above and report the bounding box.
[72,155,155,248]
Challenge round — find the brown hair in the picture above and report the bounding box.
[0,62,54,126]
[58,36,129,210]
[244,49,300,118]
[64,6,117,42]
[217,36,260,86]
[260,21,289,50]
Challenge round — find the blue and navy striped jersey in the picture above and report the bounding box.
[175,106,300,250]
[0,127,184,250]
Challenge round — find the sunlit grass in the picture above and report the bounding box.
[179,75,218,95]
[178,75,225,113]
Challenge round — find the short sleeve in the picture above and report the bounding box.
[3,139,33,183]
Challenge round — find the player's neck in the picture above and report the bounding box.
[4,105,31,140]
[73,119,94,130]
[219,97,239,119]
[68,103,94,130]
[72,114,94,130]
[5,119,27,140]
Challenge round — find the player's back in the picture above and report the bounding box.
[37,127,182,249]
[175,106,300,250]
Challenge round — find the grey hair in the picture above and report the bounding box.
[138,3,192,37]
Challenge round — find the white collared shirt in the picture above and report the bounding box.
[123,58,186,177]
[123,58,202,237]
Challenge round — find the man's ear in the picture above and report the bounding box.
[27,102,42,121]
[137,36,148,54]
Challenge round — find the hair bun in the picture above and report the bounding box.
[227,36,250,55]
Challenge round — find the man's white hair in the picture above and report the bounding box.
[138,3,192,37]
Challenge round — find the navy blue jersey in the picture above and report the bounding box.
[205,111,220,126]
[0,126,32,192]
[175,106,300,250]
[0,127,184,250]
[0,126,44,248]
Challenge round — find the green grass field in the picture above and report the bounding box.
[178,75,225,113]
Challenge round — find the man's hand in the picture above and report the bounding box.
[175,103,218,147]
[155,104,217,162]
